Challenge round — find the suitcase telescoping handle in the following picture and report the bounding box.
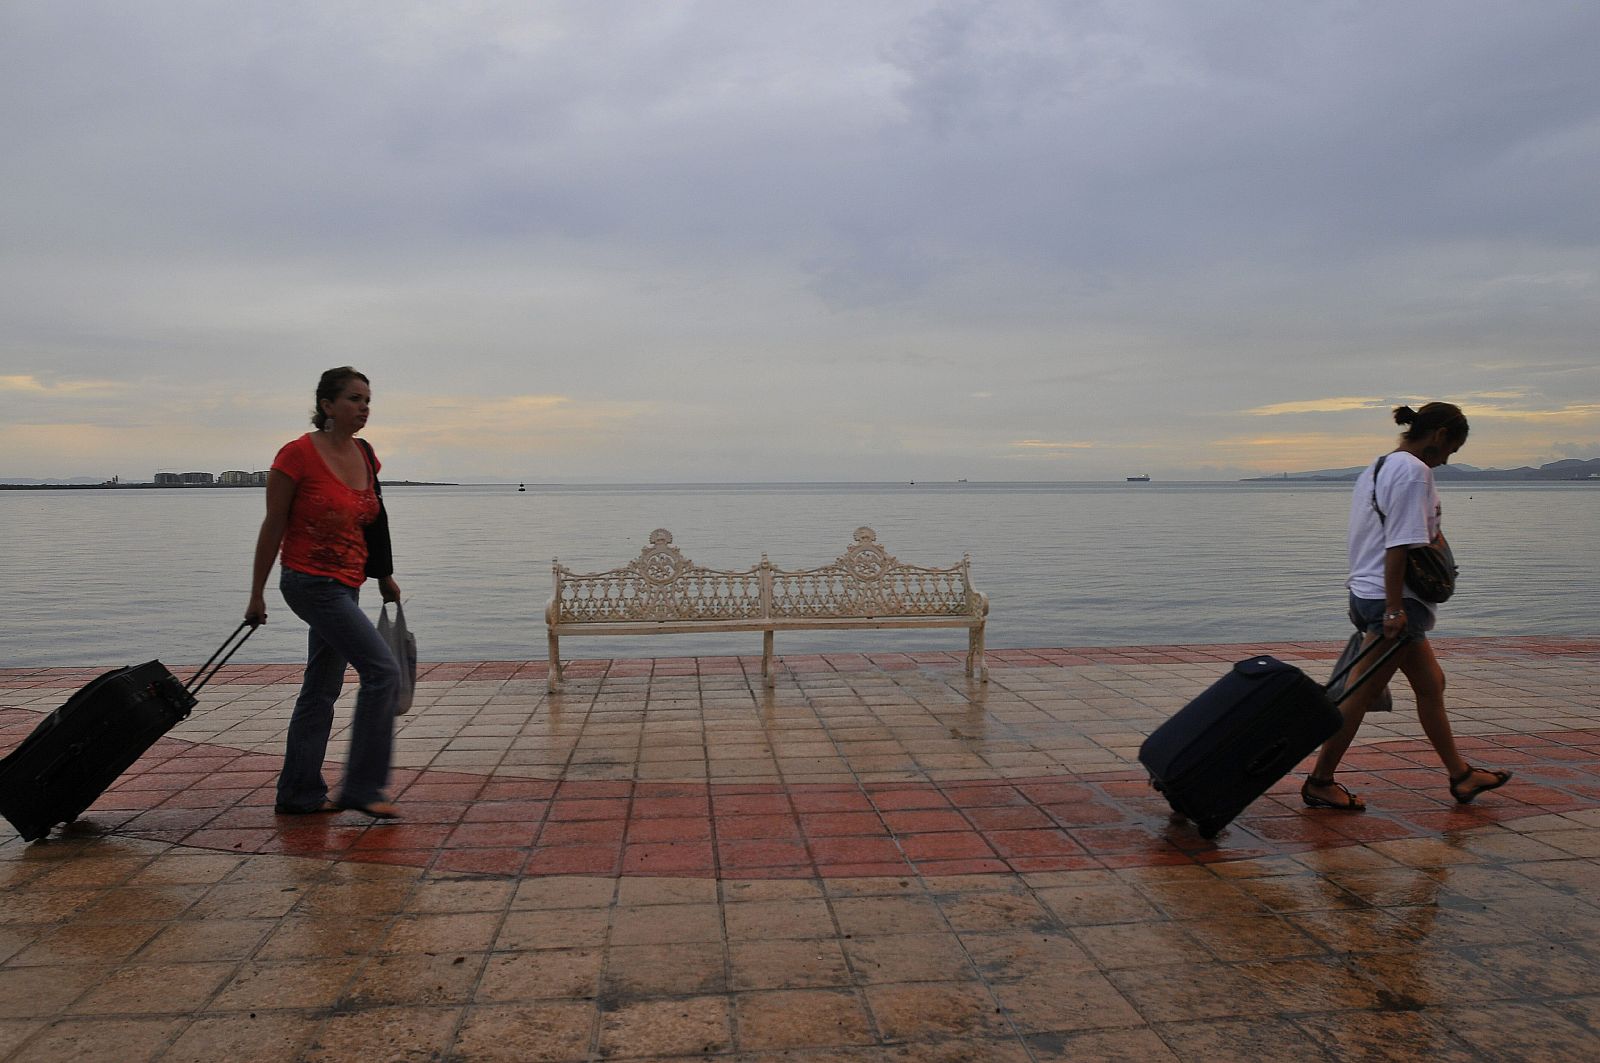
[1325,632,1412,707]
[186,622,255,697]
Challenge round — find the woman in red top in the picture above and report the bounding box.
[246,367,402,818]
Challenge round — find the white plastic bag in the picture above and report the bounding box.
[377,602,417,714]
[1327,630,1392,713]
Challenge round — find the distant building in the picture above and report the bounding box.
[218,470,267,485]
[154,472,181,485]
[179,472,214,485]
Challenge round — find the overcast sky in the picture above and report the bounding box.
[3,0,1598,482]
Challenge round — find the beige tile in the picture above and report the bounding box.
[597,996,731,1057]
[961,929,1098,982]
[603,941,727,998]
[137,918,276,962]
[724,897,836,941]
[476,948,600,1003]
[381,911,501,955]
[734,989,875,1051]
[832,896,947,937]
[1034,883,1164,926]
[496,907,608,951]
[254,914,392,960]
[935,890,1057,933]
[1072,921,1211,969]
[164,1013,323,1063]
[209,958,362,1011]
[614,876,718,906]
[345,952,482,1007]
[68,962,236,1016]
[729,937,851,990]
[8,921,163,966]
[451,1002,595,1062]
[609,902,722,946]
[844,933,976,985]
[991,972,1144,1034]
[406,878,517,913]
[1108,962,1278,1024]
[863,980,1011,1041]
[304,1005,463,1063]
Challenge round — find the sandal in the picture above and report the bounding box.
[1449,766,1512,805]
[1301,776,1366,812]
[336,799,400,820]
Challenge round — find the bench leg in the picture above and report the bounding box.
[547,631,562,693]
[967,625,988,682]
[763,630,775,688]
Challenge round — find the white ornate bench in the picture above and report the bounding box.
[544,527,989,691]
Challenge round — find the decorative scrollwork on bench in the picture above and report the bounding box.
[544,527,988,691]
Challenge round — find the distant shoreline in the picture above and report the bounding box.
[0,481,457,491]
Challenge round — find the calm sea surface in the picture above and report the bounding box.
[1,482,1595,667]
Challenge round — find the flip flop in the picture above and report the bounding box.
[1301,776,1366,812]
[1449,766,1512,805]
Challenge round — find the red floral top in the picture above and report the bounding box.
[272,434,380,588]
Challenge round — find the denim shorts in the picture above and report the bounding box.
[1348,594,1431,640]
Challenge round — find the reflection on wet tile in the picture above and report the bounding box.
[1436,1002,1600,1061]
[990,973,1143,1034]
[1157,1016,1326,1062]
[1295,1009,1479,1061]
[6,1016,185,1063]
[1108,963,1276,1024]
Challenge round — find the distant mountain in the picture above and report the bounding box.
[1245,458,1600,482]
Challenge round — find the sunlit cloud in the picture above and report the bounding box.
[1011,439,1097,450]
[1243,397,1386,416]
[0,374,124,395]
[377,392,658,456]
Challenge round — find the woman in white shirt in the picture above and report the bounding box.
[1302,402,1511,812]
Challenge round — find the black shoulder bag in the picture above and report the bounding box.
[356,439,394,579]
[1371,454,1456,603]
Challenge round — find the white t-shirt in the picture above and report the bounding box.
[1347,450,1441,617]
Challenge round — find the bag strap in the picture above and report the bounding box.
[1369,454,1389,525]
[356,438,382,498]
[187,622,254,697]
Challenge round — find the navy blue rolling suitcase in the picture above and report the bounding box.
[1139,635,1407,838]
[0,624,252,842]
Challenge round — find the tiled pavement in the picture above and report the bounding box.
[2,637,1598,1061]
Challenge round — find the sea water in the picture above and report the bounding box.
[1,482,1594,667]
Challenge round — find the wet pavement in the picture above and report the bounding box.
[2,637,1598,1061]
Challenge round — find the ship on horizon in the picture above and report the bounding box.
[1126,474,1151,482]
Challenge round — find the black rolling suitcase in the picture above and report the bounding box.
[1139,634,1408,838]
[0,623,253,842]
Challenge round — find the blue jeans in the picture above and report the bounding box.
[277,567,398,808]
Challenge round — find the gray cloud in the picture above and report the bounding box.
[3,0,1598,482]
